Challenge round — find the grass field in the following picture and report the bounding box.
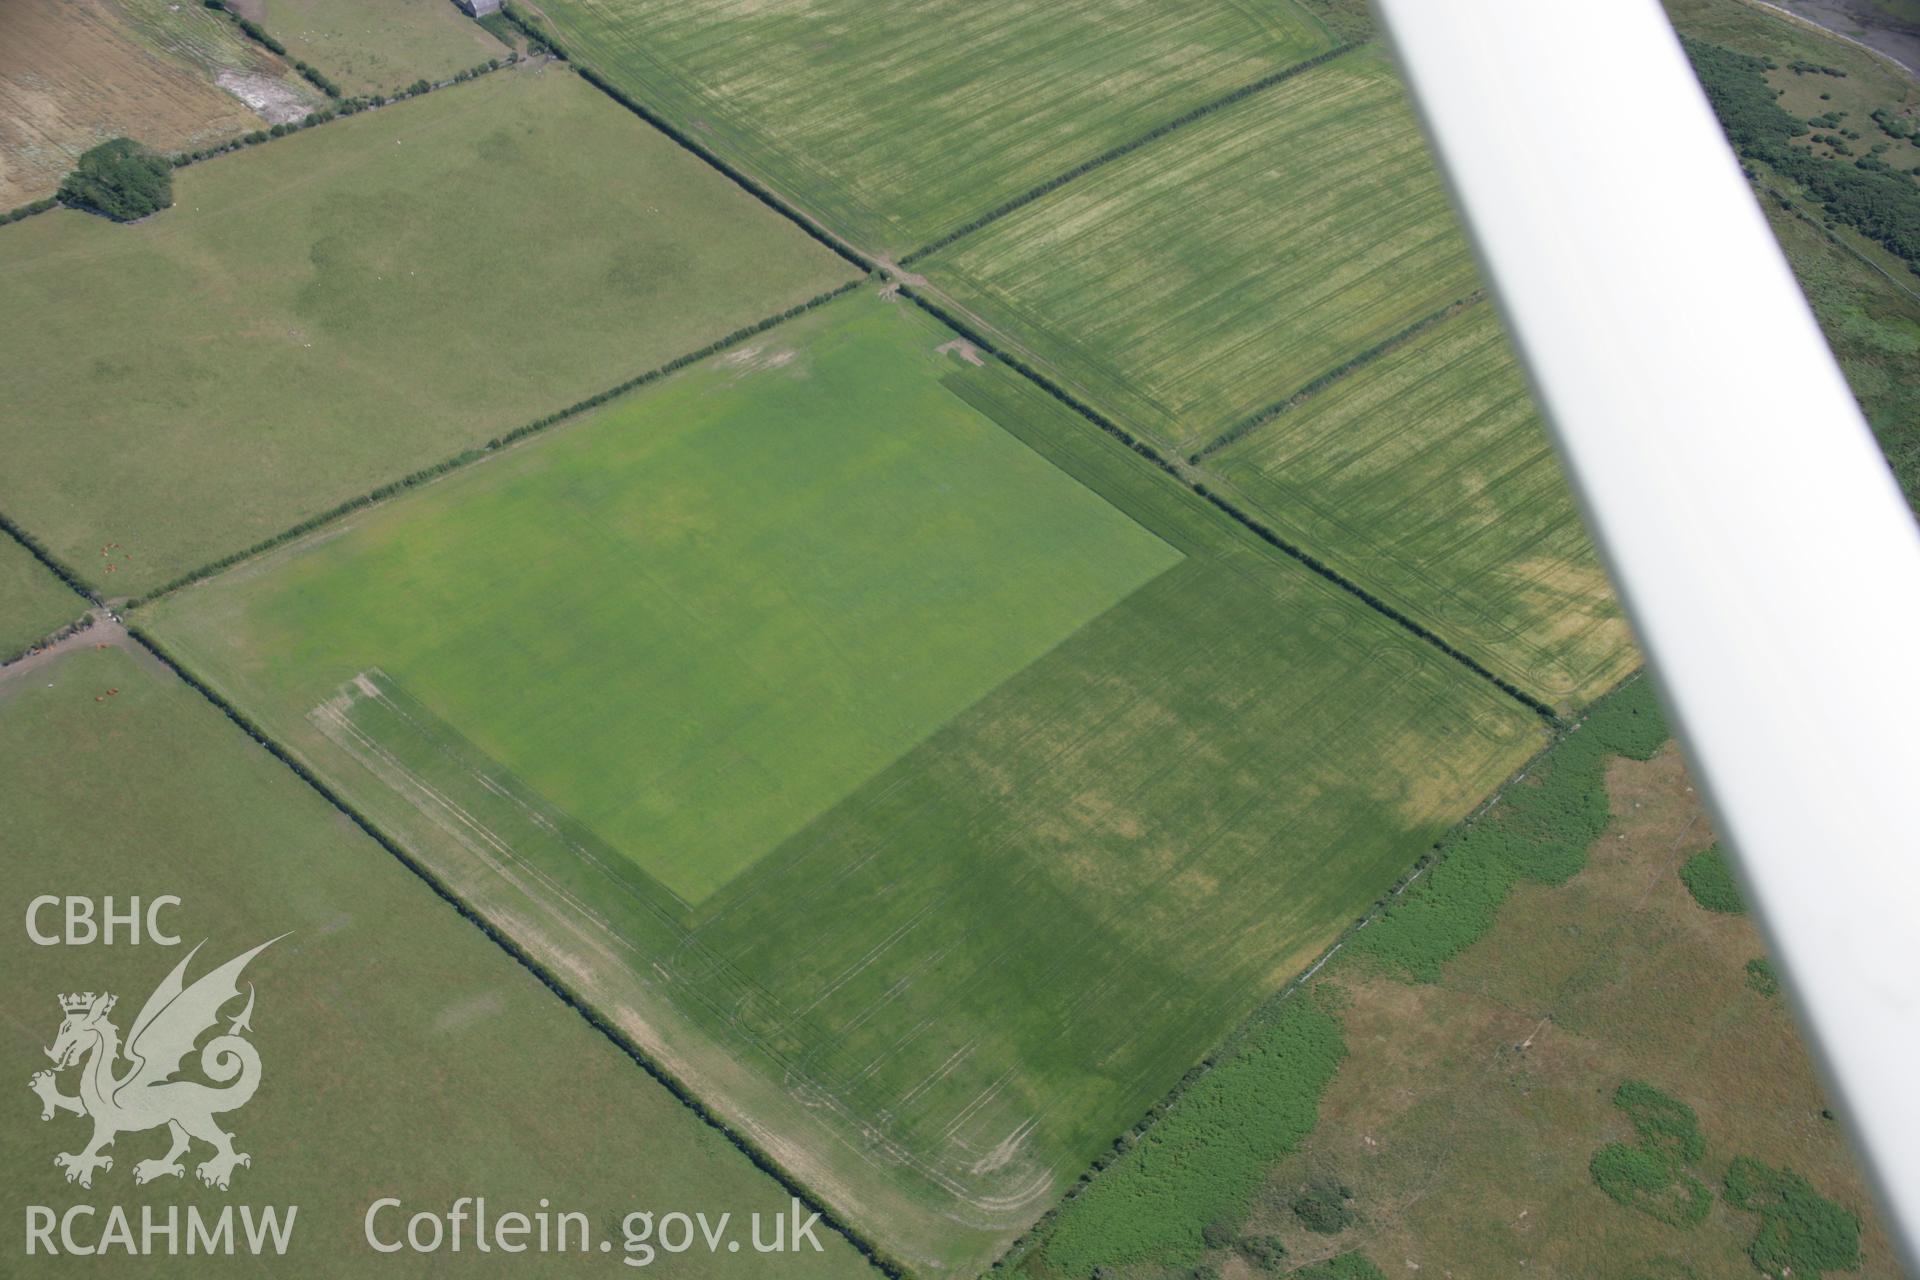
[1207,303,1638,709]
[0,64,856,598]
[523,0,1336,253]
[925,46,1480,458]
[0,0,313,207]
[145,299,1183,904]
[144,293,1544,1272]
[0,644,870,1278]
[249,0,509,95]
[0,538,85,661]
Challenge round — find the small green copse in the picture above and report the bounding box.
[58,138,173,222]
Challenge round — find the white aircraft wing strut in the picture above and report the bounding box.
[1374,1,1920,1265]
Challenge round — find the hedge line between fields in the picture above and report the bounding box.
[129,278,864,607]
[498,3,873,275]
[0,511,102,607]
[900,41,1365,267]
[897,287,1557,722]
[1189,291,1486,464]
[1,57,514,230]
[125,624,904,1280]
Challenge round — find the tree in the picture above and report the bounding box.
[58,138,173,222]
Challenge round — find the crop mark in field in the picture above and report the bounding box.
[308,670,1057,1213]
[1188,291,1488,464]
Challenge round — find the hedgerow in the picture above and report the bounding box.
[129,277,863,607]
[1347,677,1667,981]
[1724,1157,1862,1277]
[1039,993,1345,1275]
[1678,845,1746,914]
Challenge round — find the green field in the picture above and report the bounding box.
[0,538,86,660]
[1207,304,1637,709]
[254,0,508,95]
[0,644,870,1277]
[0,64,855,597]
[926,47,1480,458]
[145,294,1543,1272]
[525,0,1335,252]
[147,299,1182,904]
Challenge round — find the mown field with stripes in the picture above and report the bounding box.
[522,0,1337,252]
[1207,303,1638,707]
[925,47,1478,458]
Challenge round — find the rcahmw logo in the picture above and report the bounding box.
[24,934,300,1259]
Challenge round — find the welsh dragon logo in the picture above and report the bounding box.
[28,936,283,1191]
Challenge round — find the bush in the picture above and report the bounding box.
[1724,1157,1862,1277]
[1678,845,1745,913]
[1589,1081,1711,1227]
[1591,1143,1712,1227]
[57,138,173,222]
[1745,956,1781,997]
[1614,1081,1706,1165]
[1290,1179,1356,1235]
[1200,1219,1235,1249]
[1237,1235,1286,1271]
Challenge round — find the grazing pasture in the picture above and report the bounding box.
[0,0,312,206]
[251,0,509,95]
[1239,742,1892,1279]
[524,0,1336,252]
[0,65,856,597]
[145,294,1543,1272]
[926,47,1480,457]
[0,538,85,660]
[1208,304,1637,709]
[0,645,870,1278]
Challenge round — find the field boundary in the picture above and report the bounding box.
[0,510,102,607]
[0,41,517,231]
[899,287,1560,724]
[126,276,863,607]
[1188,291,1487,463]
[123,624,904,1279]
[898,42,1366,267]
[984,674,1645,1273]
[497,4,875,275]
